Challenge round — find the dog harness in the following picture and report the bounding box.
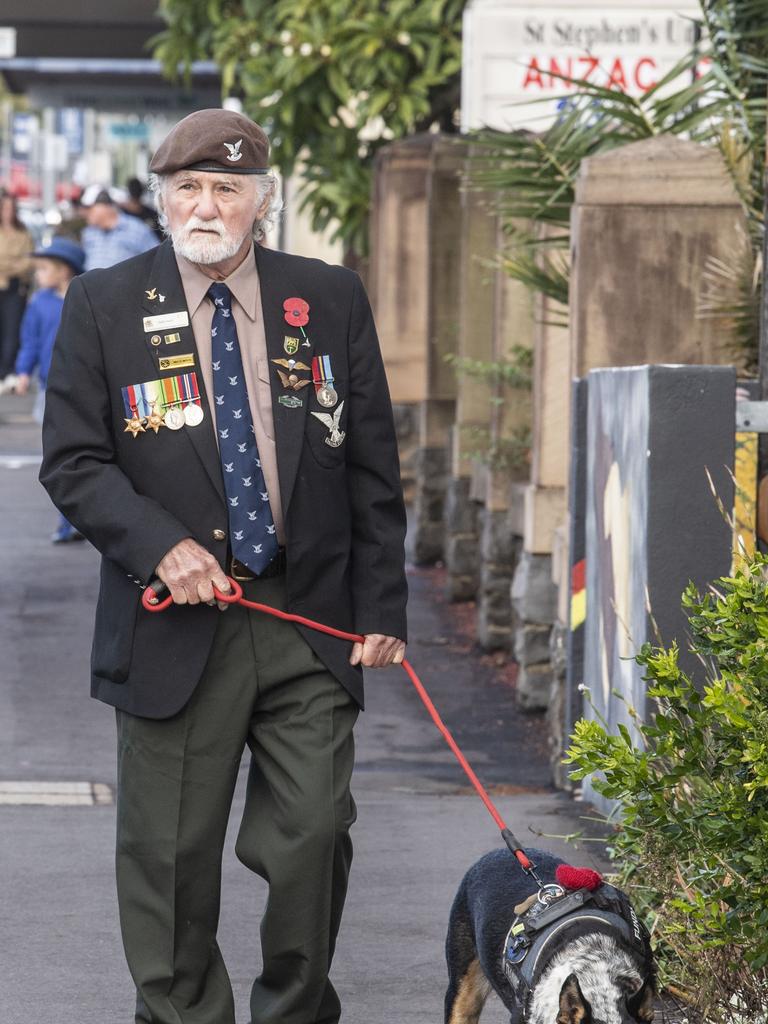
[501,881,651,1022]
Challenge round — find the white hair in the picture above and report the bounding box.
[148,171,283,243]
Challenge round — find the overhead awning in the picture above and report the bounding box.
[0,57,222,112]
[0,1,223,110]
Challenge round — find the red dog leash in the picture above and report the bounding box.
[142,576,543,884]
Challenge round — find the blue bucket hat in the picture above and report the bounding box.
[33,237,86,276]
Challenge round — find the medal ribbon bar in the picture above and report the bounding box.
[122,372,203,424]
[311,354,334,385]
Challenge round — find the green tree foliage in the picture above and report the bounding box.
[465,0,768,366]
[566,556,768,1020]
[153,0,464,261]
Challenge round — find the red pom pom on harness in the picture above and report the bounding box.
[556,865,603,891]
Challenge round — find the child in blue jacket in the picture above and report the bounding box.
[15,237,86,542]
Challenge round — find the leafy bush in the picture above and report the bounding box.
[566,557,768,1021]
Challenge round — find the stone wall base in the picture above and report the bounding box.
[445,476,479,601]
[477,508,521,651]
[511,551,557,711]
[412,445,449,565]
[392,402,418,504]
[548,620,571,789]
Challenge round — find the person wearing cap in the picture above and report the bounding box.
[40,108,407,1024]
[81,184,158,271]
[14,237,86,542]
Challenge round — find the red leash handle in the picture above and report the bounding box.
[141,575,539,876]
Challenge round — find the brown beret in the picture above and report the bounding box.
[149,108,270,176]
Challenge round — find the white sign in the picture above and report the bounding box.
[0,27,16,59]
[461,2,704,131]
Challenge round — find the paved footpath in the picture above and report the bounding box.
[0,389,606,1024]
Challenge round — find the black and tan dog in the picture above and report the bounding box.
[445,849,656,1024]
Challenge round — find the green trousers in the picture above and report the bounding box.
[115,575,359,1024]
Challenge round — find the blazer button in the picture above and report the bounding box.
[212,529,226,541]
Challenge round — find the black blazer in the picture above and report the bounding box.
[40,240,407,717]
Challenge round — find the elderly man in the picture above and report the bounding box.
[80,184,158,270]
[40,109,407,1024]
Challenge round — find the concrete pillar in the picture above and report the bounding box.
[369,136,433,500]
[412,137,464,565]
[570,136,749,378]
[512,287,568,708]
[477,220,535,650]
[546,134,750,750]
[445,164,498,600]
[535,135,747,720]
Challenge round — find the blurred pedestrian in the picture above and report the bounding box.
[55,189,87,243]
[80,184,157,271]
[15,237,86,543]
[0,190,34,387]
[122,176,162,240]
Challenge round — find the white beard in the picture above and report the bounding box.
[170,216,249,265]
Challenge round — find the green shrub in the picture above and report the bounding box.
[566,556,768,1021]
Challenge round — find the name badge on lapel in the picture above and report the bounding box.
[143,311,190,333]
[159,353,195,371]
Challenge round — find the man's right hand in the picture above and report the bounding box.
[155,538,232,610]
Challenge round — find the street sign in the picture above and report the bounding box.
[461,0,703,131]
[0,27,16,59]
[11,112,37,161]
[56,108,85,156]
[109,122,150,140]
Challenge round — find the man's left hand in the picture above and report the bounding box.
[349,634,405,668]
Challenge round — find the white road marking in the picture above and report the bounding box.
[0,454,42,469]
[0,780,114,806]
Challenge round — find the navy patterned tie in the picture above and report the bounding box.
[209,282,279,574]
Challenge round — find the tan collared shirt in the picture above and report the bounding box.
[175,245,285,545]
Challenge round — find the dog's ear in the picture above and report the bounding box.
[557,973,591,1024]
[626,977,656,1022]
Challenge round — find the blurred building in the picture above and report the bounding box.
[0,3,219,202]
[0,2,341,259]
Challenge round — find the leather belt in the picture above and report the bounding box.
[229,548,286,581]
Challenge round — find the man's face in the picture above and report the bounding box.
[162,171,266,265]
[86,201,117,230]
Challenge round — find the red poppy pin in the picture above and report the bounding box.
[283,297,309,328]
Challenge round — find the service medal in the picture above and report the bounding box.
[184,403,204,426]
[316,383,338,408]
[146,405,166,434]
[165,407,185,430]
[124,414,146,438]
[312,354,338,409]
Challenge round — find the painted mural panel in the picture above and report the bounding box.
[584,367,649,747]
[579,365,735,810]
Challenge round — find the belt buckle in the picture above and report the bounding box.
[229,558,253,581]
